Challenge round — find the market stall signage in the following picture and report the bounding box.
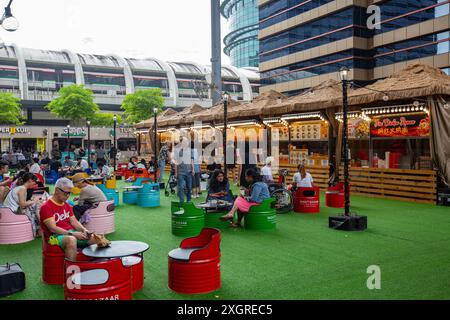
[370,114,430,138]
[0,127,30,135]
[348,119,370,139]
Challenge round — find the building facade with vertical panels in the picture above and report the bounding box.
[258,0,450,95]
[221,0,260,68]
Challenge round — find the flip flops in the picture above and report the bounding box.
[220,215,233,222]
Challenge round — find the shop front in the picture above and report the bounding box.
[0,126,47,153]
[340,104,431,170]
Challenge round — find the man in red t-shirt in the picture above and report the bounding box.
[40,178,94,261]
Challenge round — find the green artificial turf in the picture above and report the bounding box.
[1,180,450,300]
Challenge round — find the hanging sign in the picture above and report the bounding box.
[348,119,370,139]
[370,114,430,138]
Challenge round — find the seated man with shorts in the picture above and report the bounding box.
[40,178,95,261]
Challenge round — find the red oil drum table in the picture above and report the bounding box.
[79,241,150,298]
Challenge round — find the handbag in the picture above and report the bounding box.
[0,263,26,298]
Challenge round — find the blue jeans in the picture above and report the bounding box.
[177,172,192,203]
[158,159,165,183]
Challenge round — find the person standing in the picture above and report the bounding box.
[191,144,202,198]
[158,142,170,183]
[174,137,194,203]
[96,145,106,165]
[261,157,275,184]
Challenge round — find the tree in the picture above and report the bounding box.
[0,92,23,125]
[46,84,99,122]
[90,113,124,127]
[121,88,164,124]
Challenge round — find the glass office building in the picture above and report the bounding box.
[221,0,260,68]
[258,0,450,95]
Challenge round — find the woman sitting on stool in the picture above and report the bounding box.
[220,168,270,228]
[207,169,234,207]
[292,164,314,191]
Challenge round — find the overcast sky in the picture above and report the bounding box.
[1,0,231,65]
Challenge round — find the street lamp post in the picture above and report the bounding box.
[66,124,71,157]
[154,107,158,182]
[113,115,117,171]
[1,0,19,32]
[87,120,91,169]
[223,92,230,179]
[329,67,367,231]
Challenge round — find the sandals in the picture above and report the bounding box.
[220,215,233,222]
[231,222,241,228]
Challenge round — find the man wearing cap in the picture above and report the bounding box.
[71,173,107,220]
[40,178,95,261]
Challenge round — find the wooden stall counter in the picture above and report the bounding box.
[339,167,437,204]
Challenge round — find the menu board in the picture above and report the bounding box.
[370,114,430,138]
[291,122,328,141]
[348,119,370,139]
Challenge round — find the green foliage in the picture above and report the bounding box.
[90,113,124,127]
[121,88,164,124]
[0,92,23,125]
[46,84,99,121]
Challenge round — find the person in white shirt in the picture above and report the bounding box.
[261,157,274,184]
[29,157,43,176]
[292,164,314,189]
[77,157,89,171]
[94,162,111,179]
[128,157,138,170]
[137,159,147,170]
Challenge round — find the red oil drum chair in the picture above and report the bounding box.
[132,169,149,182]
[168,228,221,295]
[115,163,127,179]
[42,240,91,285]
[326,183,350,208]
[64,258,133,300]
[83,200,115,235]
[124,169,133,181]
[122,256,144,293]
[0,208,34,245]
[34,173,45,185]
[294,187,321,214]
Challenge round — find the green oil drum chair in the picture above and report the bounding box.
[171,202,205,237]
[244,198,277,231]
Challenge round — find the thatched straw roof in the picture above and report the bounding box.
[136,108,178,129]
[158,104,206,127]
[348,63,450,105]
[228,90,290,119]
[181,99,243,124]
[287,79,344,112]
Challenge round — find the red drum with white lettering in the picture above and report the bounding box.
[64,258,132,300]
[42,240,91,285]
[294,187,321,214]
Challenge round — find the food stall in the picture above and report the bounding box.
[136,63,450,204]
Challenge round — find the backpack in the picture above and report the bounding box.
[0,263,26,298]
